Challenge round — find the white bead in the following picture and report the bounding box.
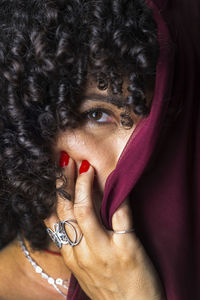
[56,278,63,285]
[41,272,48,279]
[35,266,42,273]
[48,277,55,285]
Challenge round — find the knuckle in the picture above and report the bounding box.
[113,208,127,225]
[120,251,132,265]
[77,256,89,269]
[119,239,142,265]
[75,178,87,195]
[77,249,91,270]
[57,190,70,204]
[74,203,92,219]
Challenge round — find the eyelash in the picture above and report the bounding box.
[81,107,115,125]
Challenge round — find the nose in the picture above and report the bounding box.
[56,126,134,192]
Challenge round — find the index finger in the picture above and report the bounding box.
[73,161,108,246]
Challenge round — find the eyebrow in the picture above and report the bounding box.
[82,94,126,109]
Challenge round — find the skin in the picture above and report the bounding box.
[45,80,165,299]
[0,80,164,299]
[55,80,143,210]
[0,239,70,300]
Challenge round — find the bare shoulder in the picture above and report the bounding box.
[0,243,13,297]
[0,240,24,299]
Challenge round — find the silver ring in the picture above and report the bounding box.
[113,229,135,234]
[47,219,83,248]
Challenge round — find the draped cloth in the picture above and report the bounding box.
[67,0,200,299]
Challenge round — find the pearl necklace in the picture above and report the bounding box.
[18,235,68,298]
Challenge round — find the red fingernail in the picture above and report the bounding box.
[79,160,90,174]
[59,151,69,167]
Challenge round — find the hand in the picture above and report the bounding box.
[45,156,165,300]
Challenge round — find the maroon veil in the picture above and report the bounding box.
[67,0,200,299]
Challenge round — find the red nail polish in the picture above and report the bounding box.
[59,151,69,167]
[79,160,90,175]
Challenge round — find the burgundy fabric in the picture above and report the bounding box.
[67,0,200,299]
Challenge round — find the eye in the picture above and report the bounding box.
[82,108,115,124]
[88,111,112,122]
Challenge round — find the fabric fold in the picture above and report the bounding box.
[68,0,200,299]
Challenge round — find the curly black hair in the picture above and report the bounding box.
[0,0,159,250]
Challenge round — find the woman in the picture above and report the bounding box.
[0,0,199,299]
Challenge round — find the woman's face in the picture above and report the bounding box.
[55,80,143,203]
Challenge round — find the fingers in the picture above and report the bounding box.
[44,151,75,234]
[111,198,140,252]
[111,197,133,232]
[74,160,107,245]
[56,153,76,221]
[46,152,108,251]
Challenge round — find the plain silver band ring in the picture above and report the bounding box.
[113,229,135,234]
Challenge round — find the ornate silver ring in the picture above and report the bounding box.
[47,219,83,248]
